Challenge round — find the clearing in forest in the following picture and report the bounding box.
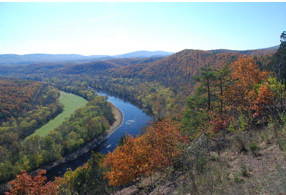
[33,91,87,137]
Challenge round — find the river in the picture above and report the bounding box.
[46,91,153,179]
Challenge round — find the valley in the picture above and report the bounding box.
[1,3,285,195]
[45,91,152,180]
[0,36,285,195]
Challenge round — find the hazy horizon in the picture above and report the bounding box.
[0,45,280,56]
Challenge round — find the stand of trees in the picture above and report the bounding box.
[0,79,115,184]
[0,79,63,182]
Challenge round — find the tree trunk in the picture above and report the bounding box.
[207,79,211,111]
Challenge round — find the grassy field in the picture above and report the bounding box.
[33,91,88,137]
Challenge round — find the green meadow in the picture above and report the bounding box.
[33,91,87,137]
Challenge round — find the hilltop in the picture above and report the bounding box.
[0,51,173,66]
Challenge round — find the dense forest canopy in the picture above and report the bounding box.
[0,78,115,184]
[0,79,49,123]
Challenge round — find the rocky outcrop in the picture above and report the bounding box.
[113,185,139,195]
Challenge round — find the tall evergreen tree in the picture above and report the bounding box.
[271,31,286,85]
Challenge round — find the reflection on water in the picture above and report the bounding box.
[97,91,152,153]
[125,119,136,125]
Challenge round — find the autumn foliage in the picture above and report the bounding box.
[251,82,274,120]
[209,113,230,133]
[0,79,40,123]
[183,56,276,135]
[220,56,275,124]
[5,170,58,195]
[225,57,269,113]
[102,120,187,186]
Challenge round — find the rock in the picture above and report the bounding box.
[210,151,219,159]
[149,182,174,195]
[113,185,139,195]
[139,172,160,188]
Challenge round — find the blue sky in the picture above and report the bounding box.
[0,3,285,55]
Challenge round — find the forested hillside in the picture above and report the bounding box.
[0,79,63,181]
[42,33,285,195]
[59,61,120,75]
[86,48,274,119]
[0,36,283,195]
[109,50,242,91]
[0,79,42,123]
[1,1,285,194]
[0,78,115,185]
[107,48,276,93]
[0,78,62,138]
[0,46,275,121]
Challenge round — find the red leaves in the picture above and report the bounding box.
[209,113,230,133]
[102,120,187,186]
[5,170,58,195]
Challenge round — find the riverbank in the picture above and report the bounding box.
[107,104,124,136]
[0,104,124,194]
[38,103,124,174]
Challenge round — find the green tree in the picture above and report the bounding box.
[195,65,217,111]
[271,31,286,85]
[182,93,209,137]
[182,65,218,137]
[56,153,108,195]
[214,65,232,114]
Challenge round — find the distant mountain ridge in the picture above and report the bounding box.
[0,54,110,66]
[58,56,165,75]
[113,50,174,58]
[0,46,278,66]
[0,46,278,79]
[0,51,174,66]
[209,45,279,55]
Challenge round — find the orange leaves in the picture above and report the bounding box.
[102,120,187,186]
[0,79,40,123]
[5,170,32,195]
[252,83,274,120]
[145,120,187,170]
[102,136,150,186]
[231,57,268,89]
[225,57,269,114]
[5,170,58,195]
[222,56,275,124]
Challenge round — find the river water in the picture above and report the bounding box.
[46,91,153,179]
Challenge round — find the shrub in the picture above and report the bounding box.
[240,163,249,177]
[249,143,258,156]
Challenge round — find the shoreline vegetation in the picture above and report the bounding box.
[107,105,124,137]
[0,98,124,195]
[32,103,124,178]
